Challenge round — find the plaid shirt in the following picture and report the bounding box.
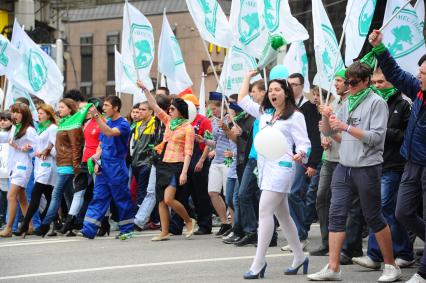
[155,109,194,163]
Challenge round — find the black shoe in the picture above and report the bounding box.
[47,225,58,237]
[53,219,63,231]
[340,253,353,265]
[97,217,110,237]
[254,233,277,247]
[215,223,232,237]
[60,215,75,235]
[194,228,212,235]
[310,246,329,256]
[66,230,76,237]
[223,234,243,244]
[222,227,233,237]
[235,233,257,247]
[34,224,50,237]
[134,224,143,232]
[13,222,29,237]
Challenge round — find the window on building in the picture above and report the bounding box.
[80,82,92,98]
[106,85,116,97]
[80,35,93,83]
[107,33,120,82]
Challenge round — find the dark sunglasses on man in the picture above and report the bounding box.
[345,79,361,87]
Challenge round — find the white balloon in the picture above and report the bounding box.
[185,100,197,123]
[254,126,288,161]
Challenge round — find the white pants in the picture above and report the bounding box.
[208,163,229,194]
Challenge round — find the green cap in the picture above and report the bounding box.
[335,68,347,80]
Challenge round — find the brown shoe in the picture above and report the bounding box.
[151,234,170,241]
[185,218,197,239]
[0,227,12,238]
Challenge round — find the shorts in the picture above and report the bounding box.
[208,163,229,193]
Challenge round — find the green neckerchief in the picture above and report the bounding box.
[370,85,397,102]
[14,123,22,138]
[348,87,371,113]
[37,120,52,135]
[131,122,137,130]
[233,111,246,122]
[224,148,233,167]
[58,103,93,132]
[169,118,187,131]
[206,108,213,118]
[203,130,213,141]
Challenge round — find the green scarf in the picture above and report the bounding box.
[348,87,371,113]
[206,108,213,118]
[58,103,93,132]
[169,118,187,131]
[224,148,233,167]
[233,111,246,122]
[131,122,137,130]
[371,86,397,102]
[203,130,213,141]
[37,120,52,135]
[14,123,22,138]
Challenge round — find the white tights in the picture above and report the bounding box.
[250,191,305,273]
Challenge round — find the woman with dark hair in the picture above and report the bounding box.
[238,71,311,279]
[14,104,58,236]
[0,103,36,237]
[136,80,196,241]
[35,98,85,236]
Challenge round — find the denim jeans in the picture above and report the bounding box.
[226,177,240,231]
[288,163,309,241]
[368,170,414,262]
[134,166,157,227]
[132,165,152,215]
[42,173,74,226]
[305,163,322,232]
[238,158,260,234]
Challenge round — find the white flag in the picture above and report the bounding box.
[415,0,424,22]
[312,0,344,92]
[122,1,154,90]
[344,0,377,66]
[199,73,206,116]
[114,46,145,104]
[229,0,268,58]
[5,80,39,121]
[186,0,233,48]
[11,20,63,105]
[258,0,309,43]
[382,0,426,76]
[158,11,193,94]
[0,34,22,77]
[283,41,310,92]
[218,45,262,97]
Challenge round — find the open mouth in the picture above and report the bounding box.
[271,97,277,102]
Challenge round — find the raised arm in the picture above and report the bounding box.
[136,80,163,115]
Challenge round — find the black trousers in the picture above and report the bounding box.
[22,182,53,227]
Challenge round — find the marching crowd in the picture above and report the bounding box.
[0,30,426,283]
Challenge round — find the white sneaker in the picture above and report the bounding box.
[378,264,402,282]
[395,257,416,268]
[352,256,381,270]
[281,239,309,252]
[222,231,234,240]
[406,273,426,283]
[307,264,342,281]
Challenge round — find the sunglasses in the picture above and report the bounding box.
[345,79,361,87]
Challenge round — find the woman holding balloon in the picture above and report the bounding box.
[238,71,311,279]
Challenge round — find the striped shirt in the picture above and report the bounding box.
[155,109,195,163]
[211,117,232,164]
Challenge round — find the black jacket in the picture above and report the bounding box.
[383,91,411,172]
[299,100,323,168]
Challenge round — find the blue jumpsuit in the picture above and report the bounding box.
[82,117,134,238]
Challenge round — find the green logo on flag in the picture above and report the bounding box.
[238,0,260,45]
[171,36,184,66]
[264,0,280,32]
[123,62,136,82]
[320,24,343,81]
[358,0,376,36]
[386,7,424,59]
[130,24,154,69]
[301,52,308,79]
[28,49,47,92]
[0,40,9,67]
[198,0,218,38]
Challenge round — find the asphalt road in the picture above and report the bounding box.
[0,224,421,283]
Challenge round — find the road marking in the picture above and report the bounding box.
[0,253,297,280]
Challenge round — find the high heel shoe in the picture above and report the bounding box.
[284,257,309,275]
[97,217,110,237]
[13,223,29,238]
[243,263,267,279]
[34,224,50,237]
[60,215,75,234]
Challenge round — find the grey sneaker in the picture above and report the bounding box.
[307,264,342,281]
[377,264,402,282]
[406,273,426,283]
[395,257,416,268]
[352,256,381,270]
[281,239,309,252]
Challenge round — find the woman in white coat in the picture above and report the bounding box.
[0,103,36,237]
[238,71,311,279]
[14,104,58,237]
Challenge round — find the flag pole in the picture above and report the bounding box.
[379,0,412,32]
[2,77,8,111]
[324,0,354,105]
[200,39,235,125]
[156,70,160,91]
[263,69,268,92]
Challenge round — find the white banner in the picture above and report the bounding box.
[283,41,310,92]
[229,0,267,58]
[0,143,9,180]
[186,0,233,48]
[11,20,63,105]
[158,11,193,94]
[5,80,39,121]
[344,0,376,66]
[0,34,22,77]
[258,0,309,43]
[383,0,426,76]
[312,0,344,93]
[122,1,154,90]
